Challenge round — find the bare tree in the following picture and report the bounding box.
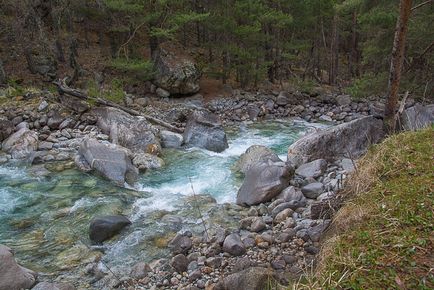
[384,0,413,133]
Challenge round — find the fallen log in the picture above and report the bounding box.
[53,79,184,133]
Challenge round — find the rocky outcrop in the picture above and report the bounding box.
[89,215,132,244]
[183,110,228,152]
[237,162,292,206]
[400,104,434,131]
[213,267,277,290]
[25,46,57,79]
[1,128,38,160]
[152,42,201,95]
[75,138,138,186]
[287,116,384,167]
[233,145,282,174]
[93,107,161,155]
[0,244,37,290]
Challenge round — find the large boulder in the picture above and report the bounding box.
[75,138,138,186]
[0,244,37,290]
[0,119,13,142]
[233,145,282,174]
[160,130,183,148]
[152,42,201,95]
[93,107,161,155]
[132,153,165,171]
[237,162,292,206]
[287,116,384,167]
[183,110,228,152]
[1,128,38,160]
[400,104,434,131]
[89,215,132,244]
[213,267,277,290]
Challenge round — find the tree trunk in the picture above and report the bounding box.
[384,0,413,133]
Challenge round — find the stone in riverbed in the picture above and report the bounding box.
[183,110,228,152]
[168,234,193,255]
[132,153,164,171]
[237,162,292,206]
[0,119,13,142]
[130,262,152,279]
[32,282,75,290]
[160,130,183,148]
[75,138,138,186]
[89,215,131,244]
[233,145,282,174]
[250,217,266,232]
[0,244,37,290]
[1,128,38,161]
[213,267,278,290]
[223,233,246,256]
[170,254,189,273]
[295,159,327,179]
[301,182,324,199]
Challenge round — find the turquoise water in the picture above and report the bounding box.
[0,120,320,285]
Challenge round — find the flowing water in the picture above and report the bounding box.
[0,119,324,286]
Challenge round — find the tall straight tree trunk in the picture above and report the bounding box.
[384,0,413,133]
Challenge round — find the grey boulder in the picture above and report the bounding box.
[301,182,324,199]
[152,42,201,95]
[93,107,161,155]
[75,138,138,186]
[0,244,37,290]
[132,153,164,171]
[223,233,246,256]
[213,267,277,290]
[233,145,282,174]
[32,282,75,290]
[1,128,38,160]
[237,162,292,206]
[295,159,327,179]
[183,110,228,152]
[400,104,434,131]
[0,119,14,142]
[288,116,384,167]
[89,215,131,244]
[160,130,183,148]
[168,234,193,255]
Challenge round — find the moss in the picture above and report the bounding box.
[296,127,434,289]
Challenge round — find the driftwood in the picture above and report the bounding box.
[53,79,184,133]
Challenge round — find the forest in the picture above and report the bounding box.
[0,0,432,97]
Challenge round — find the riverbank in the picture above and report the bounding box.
[0,87,433,290]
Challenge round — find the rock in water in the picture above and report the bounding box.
[152,42,201,95]
[132,153,165,171]
[287,116,384,167]
[93,107,161,155]
[400,104,434,131]
[237,162,292,206]
[183,110,228,152]
[89,215,131,244]
[0,244,37,290]
[213,267,277,290]
[223,233,246,256]
[234,145,282,174]
[1,128,38,161]
[75,138,138,186]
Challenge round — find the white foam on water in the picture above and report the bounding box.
[0,188,18,214]
[0,165,28,179]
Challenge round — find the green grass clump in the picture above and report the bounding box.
[108,58,154,81]
[295,127,434,289]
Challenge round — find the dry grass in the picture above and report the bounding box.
[291,126,434,290]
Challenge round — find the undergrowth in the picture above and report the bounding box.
[293,127,434,289]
